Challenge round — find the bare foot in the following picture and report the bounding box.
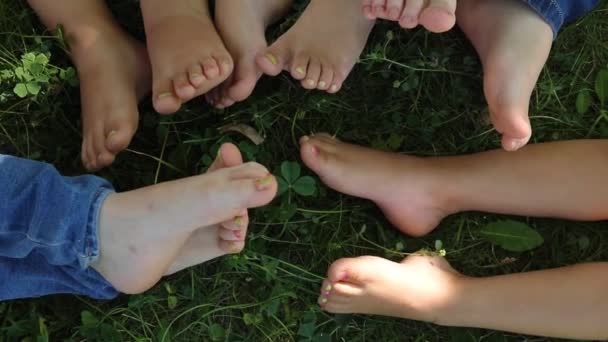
[142,0,233,114]
[93,157,278,294]
[165,143,250,275]
[255,0,375,94]
[207,0,293,109]
[70,22,151,171]
[457,0,553,151]
[300,134,451,237]
[362,0,457,33]
[318,254,463,324]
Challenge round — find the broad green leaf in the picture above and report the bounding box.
[13,83,27,98]
[276,177,288,197]
[576,90,592,114]
[280,161,301,183]
[596,69,608,107]
[293,176,316,196]
[35,53,49,65]
[478,220,543,252]
[26,82,41,95]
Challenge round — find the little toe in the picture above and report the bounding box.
[385,0,404,20]
[219,227,246,241]
[202,56,221,80]
[362,0,375,19]
[215,55,234,77]
[371,0,386,18]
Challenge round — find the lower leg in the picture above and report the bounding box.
[27,0,150,171]
[301,136,608,238]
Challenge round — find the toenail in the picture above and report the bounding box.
[157,92,172,100]
[255,175,274,190]
[234,216,243,226]
[325,284,332,291]
[229,242,242,253]
[320,297,328,304]
[306,79,315,87]
[265,53,278,65]
[190,72,203,80]
[330,85,339,92]
[301,135,310,143]
[108,130,117,137]
[295,67,306,76]
[318,81,327,88]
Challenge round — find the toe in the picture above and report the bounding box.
[327,68,347,94]
[188,63,206,88]
[371,0,386,18]
[385,0,404,20]
[327,256,384,284]
[229,162,271,180]
[92,124,114,168]
[105,120,138,155]
[362,0,375,19]
[299,135,339,174]
[290,53,310,81]
[256,42,288,77]
[219,227,246,241]
[317,65,333,91]
[202,56,221,80]
[419,0,457,33]
[399,0,424,29]
[302,58,321,89]
[219,240,245,254]
[215,55,234,78]
[220,213,249,231]
[153,83,181,115]
[173,73,197,100]
[227,62,260,102]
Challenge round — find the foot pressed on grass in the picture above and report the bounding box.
[255,0,375,94]
[362,0,457,33]
[207,0,293,109]
[93,144,277,294]
[142,0,233,114]
[457,0,552,151]
[300,134,451,237]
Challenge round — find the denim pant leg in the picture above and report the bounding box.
[522,0,600,38]
[0,155,119,300]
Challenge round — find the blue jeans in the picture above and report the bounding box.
[523,0,600,38]
[0,155,119,300]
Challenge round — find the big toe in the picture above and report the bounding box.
[327,256,386,284]
[255,43,289,77]
[299,135,339,176]
[226,63,260,103]
[419,1,457,33]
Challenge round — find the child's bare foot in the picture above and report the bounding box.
[165,143,250,275]
[457,0,553,151]
[70,23,150,171]
[318,254,464,324]
[255,0,374,94]
[362,0,457,33]
[207,0,292,109]
[300,134,451,237]
[142,0,233,114]
[93,157,277,294]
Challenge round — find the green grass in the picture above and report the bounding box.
[1,0,607,341]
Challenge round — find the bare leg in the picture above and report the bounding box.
[320,255,608,340]
[300,135,608,237]
[27,0,151,171]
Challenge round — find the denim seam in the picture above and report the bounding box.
[78,187,113,269]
